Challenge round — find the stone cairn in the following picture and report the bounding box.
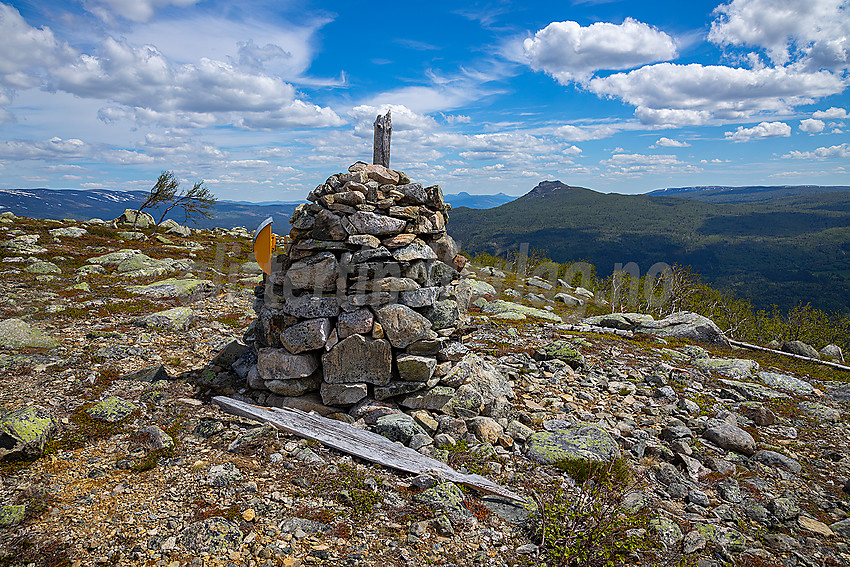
[243,160,481,410]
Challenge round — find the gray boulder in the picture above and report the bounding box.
[636,311,730,348]
[118,208,155,229]
[374,413,428,445]
[703,422,756,455]
[820,344,844,362]
[782,340,820,359]
[751,450,802,474]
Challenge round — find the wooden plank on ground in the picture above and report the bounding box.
[729,339,850,372]
[213,395,526,503]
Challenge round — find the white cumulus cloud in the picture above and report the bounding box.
[590,63,845,125]
[0,137,89,160]
[0,4,73,89]
[783,143,850,159]
[50,37,342,129]
[709,0,850,71]
[800,118,826,133]
[519,18,677,83]
[724,121,792,142]
[85,0,200,23]
[600,153,699,176]
[653,137,690,148]
[813,107,848,119]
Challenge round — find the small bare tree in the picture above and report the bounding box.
[154,179,217,234]
[133,170,179,231]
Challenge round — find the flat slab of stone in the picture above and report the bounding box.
[718,379,787,401]
[751,449,802,474]
[281,294,340,318]
[525,423,621,464]
[257,348,320,381]
[0,319,59,349]
[349,211,406,235]
[399,386,456,411]
[322,334,392,385]
[797,401,840,422]
[133,307,195,331]
[758,371,814,395]
[127,278,213,299]
[693,358,758,379]
[87,396,137,423]
[480,300,562,323]
[320,382,368,406]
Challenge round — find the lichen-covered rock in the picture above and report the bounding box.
[25,260,61,274]
[0,504,27,527]
[179,516,243,553]
[279,317,333,354]
[136,425,174,450]
[758,371,814,395]
[0,319,59,349]
[693,358,758,379]
[375,304,434,348]
[650,517,683,550]
[798,401,840,422]
[322,334,391,385]
[133,306,195,331]
[533,340,586,369]
[374,413,428,445]
[0,406,58,459]
[396,354,437,382]
[127,278,214,299]
[414,482,476,529]
[320,382,368,406]
[525,423,621,464]
[87,396,137,423]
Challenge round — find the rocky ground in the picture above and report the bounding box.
[1,211,850,567]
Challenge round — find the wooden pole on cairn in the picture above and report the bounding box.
[373,110,392,168]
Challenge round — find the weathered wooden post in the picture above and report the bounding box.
[373,110,392,168]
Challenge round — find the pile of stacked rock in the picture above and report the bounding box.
[241,162,511,424]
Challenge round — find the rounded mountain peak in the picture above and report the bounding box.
[527,180,573,198]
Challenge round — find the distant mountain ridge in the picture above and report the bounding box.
[449,180,850,313]
[648,185,850,203]
[0,188,299,230]
[0,187,517,230]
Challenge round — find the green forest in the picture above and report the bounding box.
[448,182,850,314]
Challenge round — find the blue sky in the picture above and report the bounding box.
[0,0,848,201]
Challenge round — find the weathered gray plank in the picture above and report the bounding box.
[213,395,525,503]
[372,110,392,168]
